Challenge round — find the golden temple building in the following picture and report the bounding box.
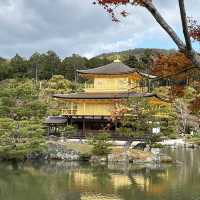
[45,59,169,137]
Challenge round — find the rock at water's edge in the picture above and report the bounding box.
[89,156,107,163]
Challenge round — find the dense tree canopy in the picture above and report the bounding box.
[0,50,154,81]
[0,79,47,120]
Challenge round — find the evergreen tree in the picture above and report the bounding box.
[124,55,140,69]
[39,51,61,80]
[61,54,87,81]
[139,49,154,73]
[10,54,28,78]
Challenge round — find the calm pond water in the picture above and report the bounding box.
[0,147,200,200]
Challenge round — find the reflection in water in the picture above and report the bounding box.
[0,147,200,200]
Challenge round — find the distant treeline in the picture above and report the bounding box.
[0,49,155,81]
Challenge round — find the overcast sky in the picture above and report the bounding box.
[0,0,200,59]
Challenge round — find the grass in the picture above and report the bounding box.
[64,143,93,154]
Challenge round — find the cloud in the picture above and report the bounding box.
[0,0,199,59]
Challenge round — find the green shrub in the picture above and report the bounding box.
[63,125,77,137]
[79,152,92,161]
[147,134,162,145]
[90,133,112,156]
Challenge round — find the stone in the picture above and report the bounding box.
[160,154,173,163]
[89,156,107,163]
[108,152,128,162]
[47,143,80,161]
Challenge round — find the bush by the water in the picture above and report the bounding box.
[0,118,47,160]
[90,133,111,156]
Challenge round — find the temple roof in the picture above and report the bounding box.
[77,60,136,75]
[53,92,159,100]
[77,60,157,78]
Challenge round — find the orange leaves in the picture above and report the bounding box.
[188,96,200,114]
[152,53,193,99]
[188,18,200,42]
[152,53,192,80]
[130,72,142,81]
[148,97,169,106]
[170,85,186,98]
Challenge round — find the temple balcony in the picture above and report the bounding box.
[61,108,111,116]
[62,109,78,116]
[84,83,128,93]
[84,82,148,93]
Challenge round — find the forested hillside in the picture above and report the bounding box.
[0,48,172,82]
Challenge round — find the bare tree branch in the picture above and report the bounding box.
[144,1,186,52]
[178,0,192,52]
[144,1,200,69]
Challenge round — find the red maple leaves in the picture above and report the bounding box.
[188,18,200,42]
[152,53,192,79]
[188,96,200,114]
[152,53,193,98]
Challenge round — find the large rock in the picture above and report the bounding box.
[128,149,154,163]
[89,156,107,163]
[159,154,173,163]
[108,152,129,162]
[47,143,80,161]
[108,149,154,163]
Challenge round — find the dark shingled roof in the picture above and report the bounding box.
[53,92,157,100]
[44,116,68,124]
[77,61,136,75]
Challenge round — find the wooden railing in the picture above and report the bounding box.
[62,109,78,115]
[84,82,148,92]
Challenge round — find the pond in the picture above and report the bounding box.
[0,147,200,200]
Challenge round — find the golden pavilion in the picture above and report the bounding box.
[45,59,168,137]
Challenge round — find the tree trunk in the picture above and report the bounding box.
[145,2,186,51]
[144,1,200,69]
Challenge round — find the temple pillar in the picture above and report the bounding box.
[82,118,86,137]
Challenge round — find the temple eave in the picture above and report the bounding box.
[53,92,157,100]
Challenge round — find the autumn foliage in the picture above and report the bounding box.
[188,97,200,114]
[152,53,193,98]
[111,99,129,120]
[188,18,200,42]
[152,53,192,79]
